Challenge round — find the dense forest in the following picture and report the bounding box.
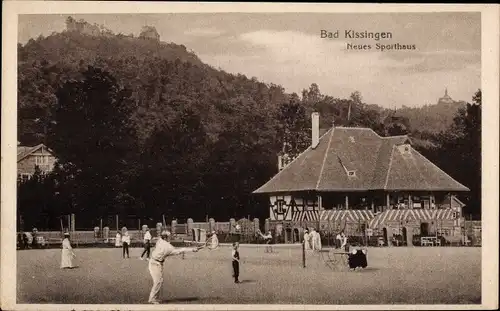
[16,18,481,229]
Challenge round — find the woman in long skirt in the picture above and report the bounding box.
[313,229,322,251]
[61,232,75,269]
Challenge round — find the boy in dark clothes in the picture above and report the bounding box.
[231,242,240,283]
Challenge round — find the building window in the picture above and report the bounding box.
[412,195,422,209]
[347,170,356,177]
[348,136,355,143]
[35,155,49,165]
[276,200,285,214]
[17,173,31,183]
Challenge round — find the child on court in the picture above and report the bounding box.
[231,242,240,283]
[122,228,131,259]
[140,228,152,260]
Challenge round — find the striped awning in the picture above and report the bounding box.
[292,210,320,222]
[319,210,375,223]
[368,209,458,228]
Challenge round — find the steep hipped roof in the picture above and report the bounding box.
[17,144,53,162]
[253,127,469,194]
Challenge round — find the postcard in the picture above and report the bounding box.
[2,2,498,310]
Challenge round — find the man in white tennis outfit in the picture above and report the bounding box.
[148,230,200,304]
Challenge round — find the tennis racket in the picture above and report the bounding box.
[183,234,220,250]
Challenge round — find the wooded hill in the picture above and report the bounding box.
[16,18,481,229]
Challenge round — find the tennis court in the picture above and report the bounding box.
[17,245,481,305]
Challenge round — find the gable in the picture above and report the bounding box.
[17,144,55,163]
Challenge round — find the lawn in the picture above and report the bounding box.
[17,245,481,305]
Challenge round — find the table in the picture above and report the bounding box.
[421,236,439,246]
[320,249,349,271]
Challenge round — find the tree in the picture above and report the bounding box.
[442,90,481,217]
[276,96,310,159]
[383,112,411,136]
[17,167,62,230]
[418,90,481,218]
[302,83,323,111]
[47,66,139,218]
[136,106,210,219]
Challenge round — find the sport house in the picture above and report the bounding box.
[253,112,469,246]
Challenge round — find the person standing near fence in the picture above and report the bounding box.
[32,228,39,249]
[210,231,219,249]
[140,228,152,260]
[258,230,273,253]
[234,224,242,243]
[310,228,317,251]
[115,231,122,247]
[303,229,311,250]
[122,228,131,259]
[311,228,322,251]
[61,232,76,269]
[337,231,348,251]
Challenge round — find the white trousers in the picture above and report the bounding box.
[148,260,164,303]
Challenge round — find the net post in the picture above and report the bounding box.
[302,239,306,268]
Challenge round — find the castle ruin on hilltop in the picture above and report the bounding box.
[139,26,160,41]
[65,17,114,37]
[65,16,160,41]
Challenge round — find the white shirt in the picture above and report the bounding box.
[62,238,72,249]
[122,234,131,244]
[231,249,239,261]
[263,233,272,240]
[144,231,152,243]
[151,238,193,263]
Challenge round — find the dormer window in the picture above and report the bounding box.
[347,170,356,177]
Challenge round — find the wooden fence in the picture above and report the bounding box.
[17,215,482,247]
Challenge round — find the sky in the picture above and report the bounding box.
[18,13,481,108]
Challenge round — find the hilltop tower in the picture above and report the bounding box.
[438,88,454,105]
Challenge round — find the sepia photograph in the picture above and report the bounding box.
[1,2,499,310]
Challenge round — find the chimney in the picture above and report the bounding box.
[311,112,320,149]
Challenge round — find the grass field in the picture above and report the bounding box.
[17,245,481,305]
